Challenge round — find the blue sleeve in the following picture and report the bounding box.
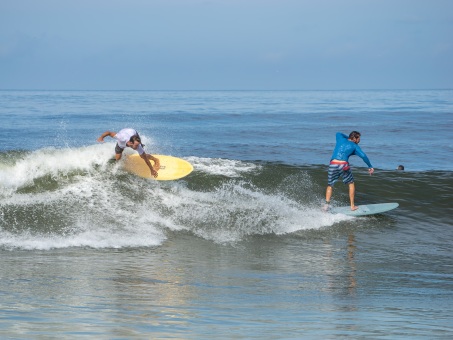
[354,145,373,168]
[336,132,348,142]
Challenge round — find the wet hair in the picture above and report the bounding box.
[349,131,361,140]
[129,135,144,147]
[397,165,405,170]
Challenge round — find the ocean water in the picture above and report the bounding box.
[0,90,452,338]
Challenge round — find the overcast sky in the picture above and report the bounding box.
[1,0,452,90]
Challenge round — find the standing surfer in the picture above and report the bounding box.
[97,128,160,178]
[325,131,374,211]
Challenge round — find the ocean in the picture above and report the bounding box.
[0,90,452,338]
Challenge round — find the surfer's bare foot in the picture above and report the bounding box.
[351,206,359,211]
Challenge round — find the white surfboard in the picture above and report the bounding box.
[330,203,399,216]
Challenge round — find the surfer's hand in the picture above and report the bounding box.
[368,168,374,175]
[151,168,158,178]
[97,137,104,143]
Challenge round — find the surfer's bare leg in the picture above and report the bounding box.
[349,183,358,210]
[325,185,333,203]
[323,186,333,211]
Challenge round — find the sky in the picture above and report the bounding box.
[1,0,452,90]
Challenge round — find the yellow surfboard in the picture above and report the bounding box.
[124,154,193,181]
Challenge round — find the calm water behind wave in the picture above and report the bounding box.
[1,89,452,170]
[0,90,452,338]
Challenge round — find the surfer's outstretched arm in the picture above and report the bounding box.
[97,131,117,142]
[147,154,160,171]
[140,153,159,178]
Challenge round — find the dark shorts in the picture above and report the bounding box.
[328,162,354,186]
[115,143,124,155]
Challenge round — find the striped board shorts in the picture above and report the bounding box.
[327,161,354,186]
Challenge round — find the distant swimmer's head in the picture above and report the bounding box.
[397,165,405,170]
[349,131,361,144]
[128,135,144,150]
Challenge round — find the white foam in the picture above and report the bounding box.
[154,180,350,244]
[0,149,348,249]
[0,227,164,250]
[0,144,168,250]
[0,143,114,191]
[186,156,260,177]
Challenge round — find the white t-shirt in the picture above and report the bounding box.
[115,128,145,155]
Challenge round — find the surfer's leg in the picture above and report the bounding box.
[115,144,124,160]
[348,183,358,210]
[326,164,341,203]
[342,167,357,210]
[325,185,333,203]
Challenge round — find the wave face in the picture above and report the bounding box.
[1,145,451,250]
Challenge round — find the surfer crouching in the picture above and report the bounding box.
[325,131,374,211]
[97,128,160,178]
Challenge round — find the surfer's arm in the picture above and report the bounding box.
[336,132,348,142]
[140,153,159,178]
[97,131,116,142]
[354,146,374,173]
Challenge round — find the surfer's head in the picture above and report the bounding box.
[128,135,144,150]
[349,131,361,144]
